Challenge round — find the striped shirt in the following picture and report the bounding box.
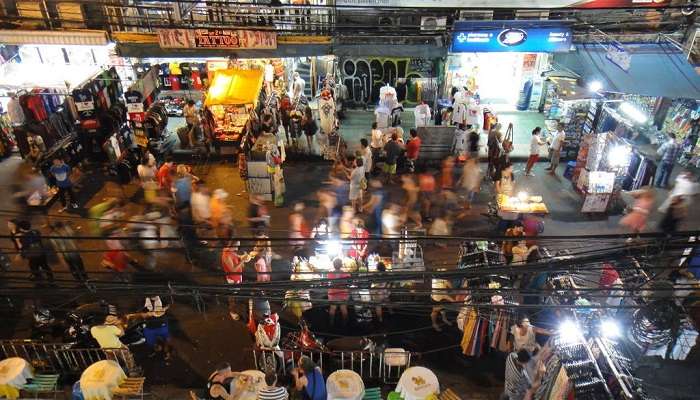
[504,352,529,400]
[257,386,288,400]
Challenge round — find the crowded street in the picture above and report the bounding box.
[0,2,700,400]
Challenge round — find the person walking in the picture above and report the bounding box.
[371,262,390,323]
[457,157,481,210]
[545,123,566,175]
[467,124,480,160]
[383,132,402,183]
[452,123,468,159]
[656,133,681,188]
[48,222,87,282]
[359,138,373,179]
[16,220,54,284]
[405,129,422,171]
[487,123,503,179]
[49,157,78,212]
[327,258,350,328]
[619,186,655,238]
[348,158,365,213]
[524,127,546,176]
[301,106,317,154]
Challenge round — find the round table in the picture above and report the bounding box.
[326,369,364,400]
[80,360,126,400]
[395,366,439,400]
[0,357,33,400]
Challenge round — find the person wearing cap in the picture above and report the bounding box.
[291,356,326,400]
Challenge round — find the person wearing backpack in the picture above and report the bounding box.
[17,220,54,283]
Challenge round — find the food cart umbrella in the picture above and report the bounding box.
[205,69,264,107]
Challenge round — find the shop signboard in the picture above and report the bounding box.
[158,29,277,50]
[451,23,572,53]
[336,0,668,7]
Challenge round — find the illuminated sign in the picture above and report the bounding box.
[451,23,572,53]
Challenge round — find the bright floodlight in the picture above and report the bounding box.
[326,240,343,257]
[600,319,621,339]
[619,102,648,124]
[517,191,528,202]
[607,145,631,167]
[588,81,603,92]
[559,320,581,344]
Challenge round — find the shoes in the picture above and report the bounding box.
[71,203,78,209]
[526,172,535,177]
[58,207,67,213]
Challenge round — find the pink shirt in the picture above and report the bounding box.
[255,257,271,282]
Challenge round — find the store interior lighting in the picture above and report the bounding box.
[558,320,583,344]
[619,102,648,124]
[600,319,622,339]
[607,145,632,168]
[588,80,603,93]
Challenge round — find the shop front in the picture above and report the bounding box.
[447,21,573,111]
[550,42,700,212]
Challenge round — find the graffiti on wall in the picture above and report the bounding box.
[340,57,435,104]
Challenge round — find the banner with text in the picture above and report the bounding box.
[158,29,277,50]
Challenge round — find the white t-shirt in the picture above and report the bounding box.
[381,210,401,236]
[466,103,481,127]
[264,64,274,83]
[550,130,566,151]
[362,147,373,172]
[530,134,543,155]
[414,103,431,127]
[190,192,211,222]
[452,102,468,125]
[371,129,384,149]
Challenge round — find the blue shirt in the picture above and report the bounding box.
[304,368,326,400]
[174,177,192,205]
[50,164,71,188]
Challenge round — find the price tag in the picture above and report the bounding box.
[75,101,95,112]
[126,102,144,113]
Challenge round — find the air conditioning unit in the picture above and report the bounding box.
[57,2,85,28]
[515,10,550,20]
[378,16,400,27]
[420,16,447,31]
[458,9,493,21]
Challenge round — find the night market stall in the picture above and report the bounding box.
[204,68,265,155]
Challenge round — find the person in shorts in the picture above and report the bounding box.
[383,132,402,183]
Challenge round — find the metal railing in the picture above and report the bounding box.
[103,2,335,35]
[252,347,412,382]
[0,340,137,376]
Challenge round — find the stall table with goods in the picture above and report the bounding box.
[0,357,33,400]
[326,369,365,400]
[497,193,549,214]
[79,360,126,400]
[205,69,264,154]
[231,370,266,400]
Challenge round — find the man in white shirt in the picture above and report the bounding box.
[525,127,546,176]
[360,138,372,178]
[546,123,566,175]
[369,122,384,170]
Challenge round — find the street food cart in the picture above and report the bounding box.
[204,69,264,155]
[496,193,549,215]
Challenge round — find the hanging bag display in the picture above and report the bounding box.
[502,123,514,154]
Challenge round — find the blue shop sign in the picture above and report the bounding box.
[451,26,572,53]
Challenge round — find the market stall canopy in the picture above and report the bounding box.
[553,43,700,99]
[205,69,264,106]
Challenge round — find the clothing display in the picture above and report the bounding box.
[318,96,336,135]
[414,103,431,127]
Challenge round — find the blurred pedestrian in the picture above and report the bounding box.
[487,123,503,179]
[156,158,175,190]
[301,106,317,154]
[16,220,53,284]
[328,258,350,327]
[348,157,365,213]
[418,169,436,220]
[659,171,699,212]
[48,222,87,282]
[656,132,681,189]
[495,162,515,197]
[441,156,455,190]
[248,194,269,236]
[210,188,231,239]
[402,174,422,229]
[371,262,390,323]
[457,157,481,210]
[467,124,480,160]
[405,129,421,171]
[348,218,369,261]
[452,123,468,159]
[502,223,525,264]
[363,179,385,236]
[659,195,687,234]
[360,138,372,179]
[431,275,453,331]
[620,186,655,237]
[289,202,310,250]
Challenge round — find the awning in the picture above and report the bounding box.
[0,30,109,46]
[553,43,700,99]
[205,69,264,106]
